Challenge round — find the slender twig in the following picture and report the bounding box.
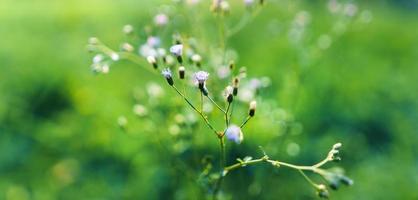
[227,7,262,38]
[225,102,231,127]
[206,95,226,113]
[240,116,252,128]
[171,85,219,136]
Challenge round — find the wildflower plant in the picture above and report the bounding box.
[86,0,359,198]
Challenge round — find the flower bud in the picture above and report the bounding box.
[232,77,240,96]
[178,66,185,79]
[123,24,134,35]
[121,43,134,52]
[147,56,158,69]
[224,86,234,103]
[110,52,119,61]
[249,100,257,117]
[88,37,99,45]
[170,44,183,64]
[191,54,202,67]
[229,60,235,70]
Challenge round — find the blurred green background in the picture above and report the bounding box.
[1,0,418,199]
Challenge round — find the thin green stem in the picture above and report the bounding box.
[240,116,252,128]
[225,102,231,127]
[200,91,204,112]
[298,169,320,188]
[227,7,262,38]
[171,85,219,136]
[213,137,226,200]
[206,95,226,113]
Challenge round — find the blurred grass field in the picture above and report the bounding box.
[1,0,418,199]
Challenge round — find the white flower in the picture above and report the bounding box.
[250,100,257,110]
[161,68,172,79]
[123,24,133,34]
[147,56,156,64]
[194,71,210,84]
[191,54,202,63]
[147,36,161,48]
[223,86,234,98]
[139,44,157,58]
[170,44,183,57]
[154,13,169,26]
[157,48,166,57]
[244,0,254,7]
[110,52,119,61]
[101,64,110,74]
[92,54,104,64]
[133,104,148,117]
[121,43,134,52]
[225,124,243,144]
[147,82,164,98]
[217,66,230,79]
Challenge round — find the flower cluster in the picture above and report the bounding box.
[87,0,354,199]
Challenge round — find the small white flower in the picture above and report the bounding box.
[123,24,134,34]
[102,64,110,74]
[157,48,166,57]
[93,54,104,64]
[139,44,155,57]
[194,71,210,84]
[225,124,243,144]
[244,0,254,7]
[147,56,156,64]
[88,37,99,45]
[223,86,234,98]
[133,104,148,117]
[217,66,230,79]
[161,68,172,79]
[121,43,134,52]
[110,52,119,61]
[154,13,169,26]
[170,44,183,57]
[147,82,164,98]
[250,100,257,110]
[147,36,161,48]
[191,54,202,63]
[220,1,230,12]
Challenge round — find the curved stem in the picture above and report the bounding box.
[206,95,226,113]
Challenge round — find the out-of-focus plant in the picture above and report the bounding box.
[87,0,358,198]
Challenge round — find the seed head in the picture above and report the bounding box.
[249,100,257,117]
[225,124,244,144]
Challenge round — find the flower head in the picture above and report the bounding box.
[194,71,210,84]
[162,68,174,86]
[147,36,161,48]
[170,44,183,57]
[154,13,169,26]
[162,68,172,78]
[225,124,243,144]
